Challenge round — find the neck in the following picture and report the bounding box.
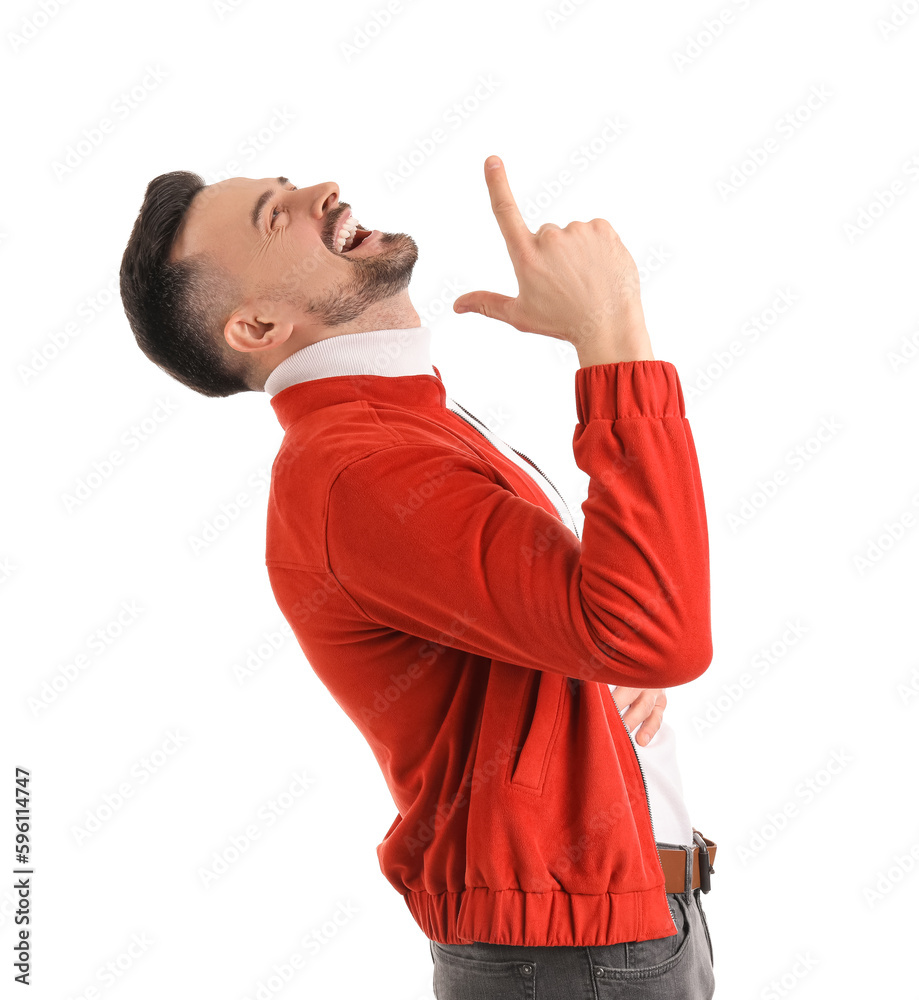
[259,292,420,390]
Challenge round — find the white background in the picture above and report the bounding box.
[3,0,919,996]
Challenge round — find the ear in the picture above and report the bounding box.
[223,306,294,355]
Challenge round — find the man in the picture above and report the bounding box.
[120,154,717,996]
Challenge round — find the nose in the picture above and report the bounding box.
[304,185,343,243]
[317,184,339,216]
[305,183,339,221]
[286,182,339,222]
[283,183,346,248]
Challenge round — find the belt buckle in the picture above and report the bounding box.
[692,830,713,893]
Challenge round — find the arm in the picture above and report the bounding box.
[326,358,711,689]
[327,155,712,689]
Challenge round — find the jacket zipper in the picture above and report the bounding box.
[446,400,580,540]
[447,399,671,925]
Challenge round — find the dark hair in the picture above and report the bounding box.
[119,170,254,397]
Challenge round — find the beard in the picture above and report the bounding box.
[266,231,419,327]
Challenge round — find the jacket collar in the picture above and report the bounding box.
[266,325,447,430]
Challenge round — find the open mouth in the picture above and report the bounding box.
[333,211,373,254]
[346,230,372,251]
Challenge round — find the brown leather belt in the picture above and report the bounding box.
[658,829,716,894]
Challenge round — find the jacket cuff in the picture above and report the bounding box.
[575,359,685,423]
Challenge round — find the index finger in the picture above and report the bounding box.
[483,155,532,253]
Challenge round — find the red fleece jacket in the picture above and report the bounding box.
[265,359,712,947]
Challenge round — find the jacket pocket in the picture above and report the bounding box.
[510,671,566,791]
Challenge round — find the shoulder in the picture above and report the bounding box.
[271,399,495,507]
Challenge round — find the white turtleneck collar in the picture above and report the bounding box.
[263,326,437,397]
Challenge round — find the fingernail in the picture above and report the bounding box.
[486,156,500,170]
[455,305,469,313]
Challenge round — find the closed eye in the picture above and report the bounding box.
[269,185,298,229]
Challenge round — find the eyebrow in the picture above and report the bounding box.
[251,176,289,231]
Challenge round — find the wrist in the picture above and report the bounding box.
[577,335,655,367]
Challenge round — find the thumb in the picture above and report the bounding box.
[453,291,517,323]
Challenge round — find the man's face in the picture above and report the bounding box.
[169,174,419,354]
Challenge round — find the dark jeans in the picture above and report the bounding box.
[428,885,715,999]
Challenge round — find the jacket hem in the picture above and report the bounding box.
[406,883,677,947]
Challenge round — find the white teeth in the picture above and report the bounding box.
[334,214,362,253]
